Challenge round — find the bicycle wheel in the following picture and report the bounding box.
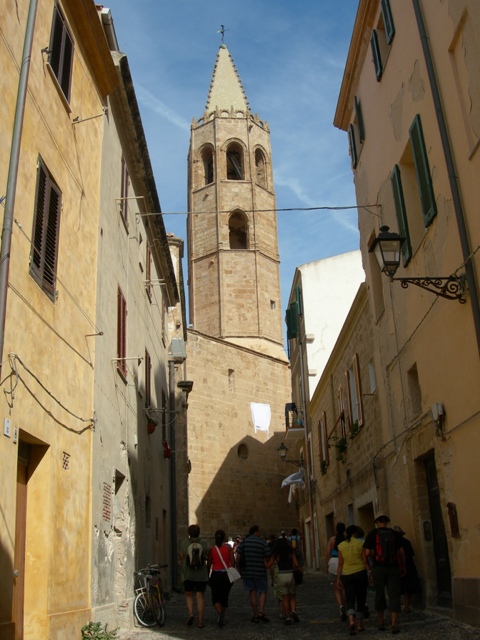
[133,591,157,627]
[150,588,166,626]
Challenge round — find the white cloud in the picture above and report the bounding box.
[136,85,190,132]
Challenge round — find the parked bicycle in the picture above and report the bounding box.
[133,563,167,627]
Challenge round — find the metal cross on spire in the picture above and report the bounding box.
[217,24,229,43]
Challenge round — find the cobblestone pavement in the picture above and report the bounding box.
[118,571,480,640]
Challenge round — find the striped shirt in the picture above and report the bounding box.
[237,534,271,579]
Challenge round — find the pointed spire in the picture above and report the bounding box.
[205,45,250,114]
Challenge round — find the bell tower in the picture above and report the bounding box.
[187,44,285,358]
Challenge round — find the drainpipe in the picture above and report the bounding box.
[168,359,179,592]
[0,0,39,376]
[412,0,480,353]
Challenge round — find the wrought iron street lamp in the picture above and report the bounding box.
[369,226,467,303]
[277,442,305,467]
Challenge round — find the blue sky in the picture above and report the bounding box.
[109,0,360,319]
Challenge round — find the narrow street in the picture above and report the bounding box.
[118,570,480,640]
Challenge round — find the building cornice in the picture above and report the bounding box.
[63,0,118,98]
[334,0,377,131]
[112,52,179,305]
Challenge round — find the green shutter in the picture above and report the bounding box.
[348,124,358,169]
[370,30,383,81]
[355,97,365,144]
[295,285,303,316]
[285,302,299,340]
[381,0,395,44]
[409,115,437,227]
[390,165,412,267]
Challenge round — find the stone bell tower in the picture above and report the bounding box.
[187,43,284,359]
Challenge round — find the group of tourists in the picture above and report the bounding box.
[179,515,418,633]
[327,514,420,635]
[178,523,303,628]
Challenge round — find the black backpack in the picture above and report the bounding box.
[374,528,397,566]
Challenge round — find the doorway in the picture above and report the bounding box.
[13,443,30,640]
[424,454,452,607]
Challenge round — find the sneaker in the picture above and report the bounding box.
[291,611,300,623]
[285,618,293,625]
[340,606,348,621]
[258,613,270,623]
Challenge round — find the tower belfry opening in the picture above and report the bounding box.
[187,44,284,356]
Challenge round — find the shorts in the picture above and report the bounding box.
[276,571,296,597]
[243,577,268,594]
[183,579,207,593]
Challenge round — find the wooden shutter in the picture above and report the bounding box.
[370,30,383,81]
[353,353,364,427]
[31,158,61,299]
[390,164,412,266]
[117,288,127,376]
[146,243,152,301]
[409,115,437,227]
[320,413,329,464]
[381,0,395,44]
[120,156,129,228]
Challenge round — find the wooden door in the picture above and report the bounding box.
[13,459,27,640]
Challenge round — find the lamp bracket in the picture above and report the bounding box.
[391,273,467,303]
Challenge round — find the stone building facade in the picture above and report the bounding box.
[184,45,296,552]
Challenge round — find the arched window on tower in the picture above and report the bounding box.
[202,147,214,185]
[229,211,248,249]
[255,148,267,188]
[226,142,244,180]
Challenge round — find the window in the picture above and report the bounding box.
[30,157,62,300]
[367,230,385,321]
[120,156,129,229]
[349,97,365,169]
[202,147,214,185]
[117,287,127,377]
[407,363,422,419]
[346,353,364,431]
[229,211,248,249]
[226,142,244,180]
[48,3,74,102]
[320,412,329,465]
[370,0,395,81]
[409,115,437,227]
[145,350,151,407]
[255,148,267,188]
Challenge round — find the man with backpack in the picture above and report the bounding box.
[179,524,209,628]
[363,515,406,634]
